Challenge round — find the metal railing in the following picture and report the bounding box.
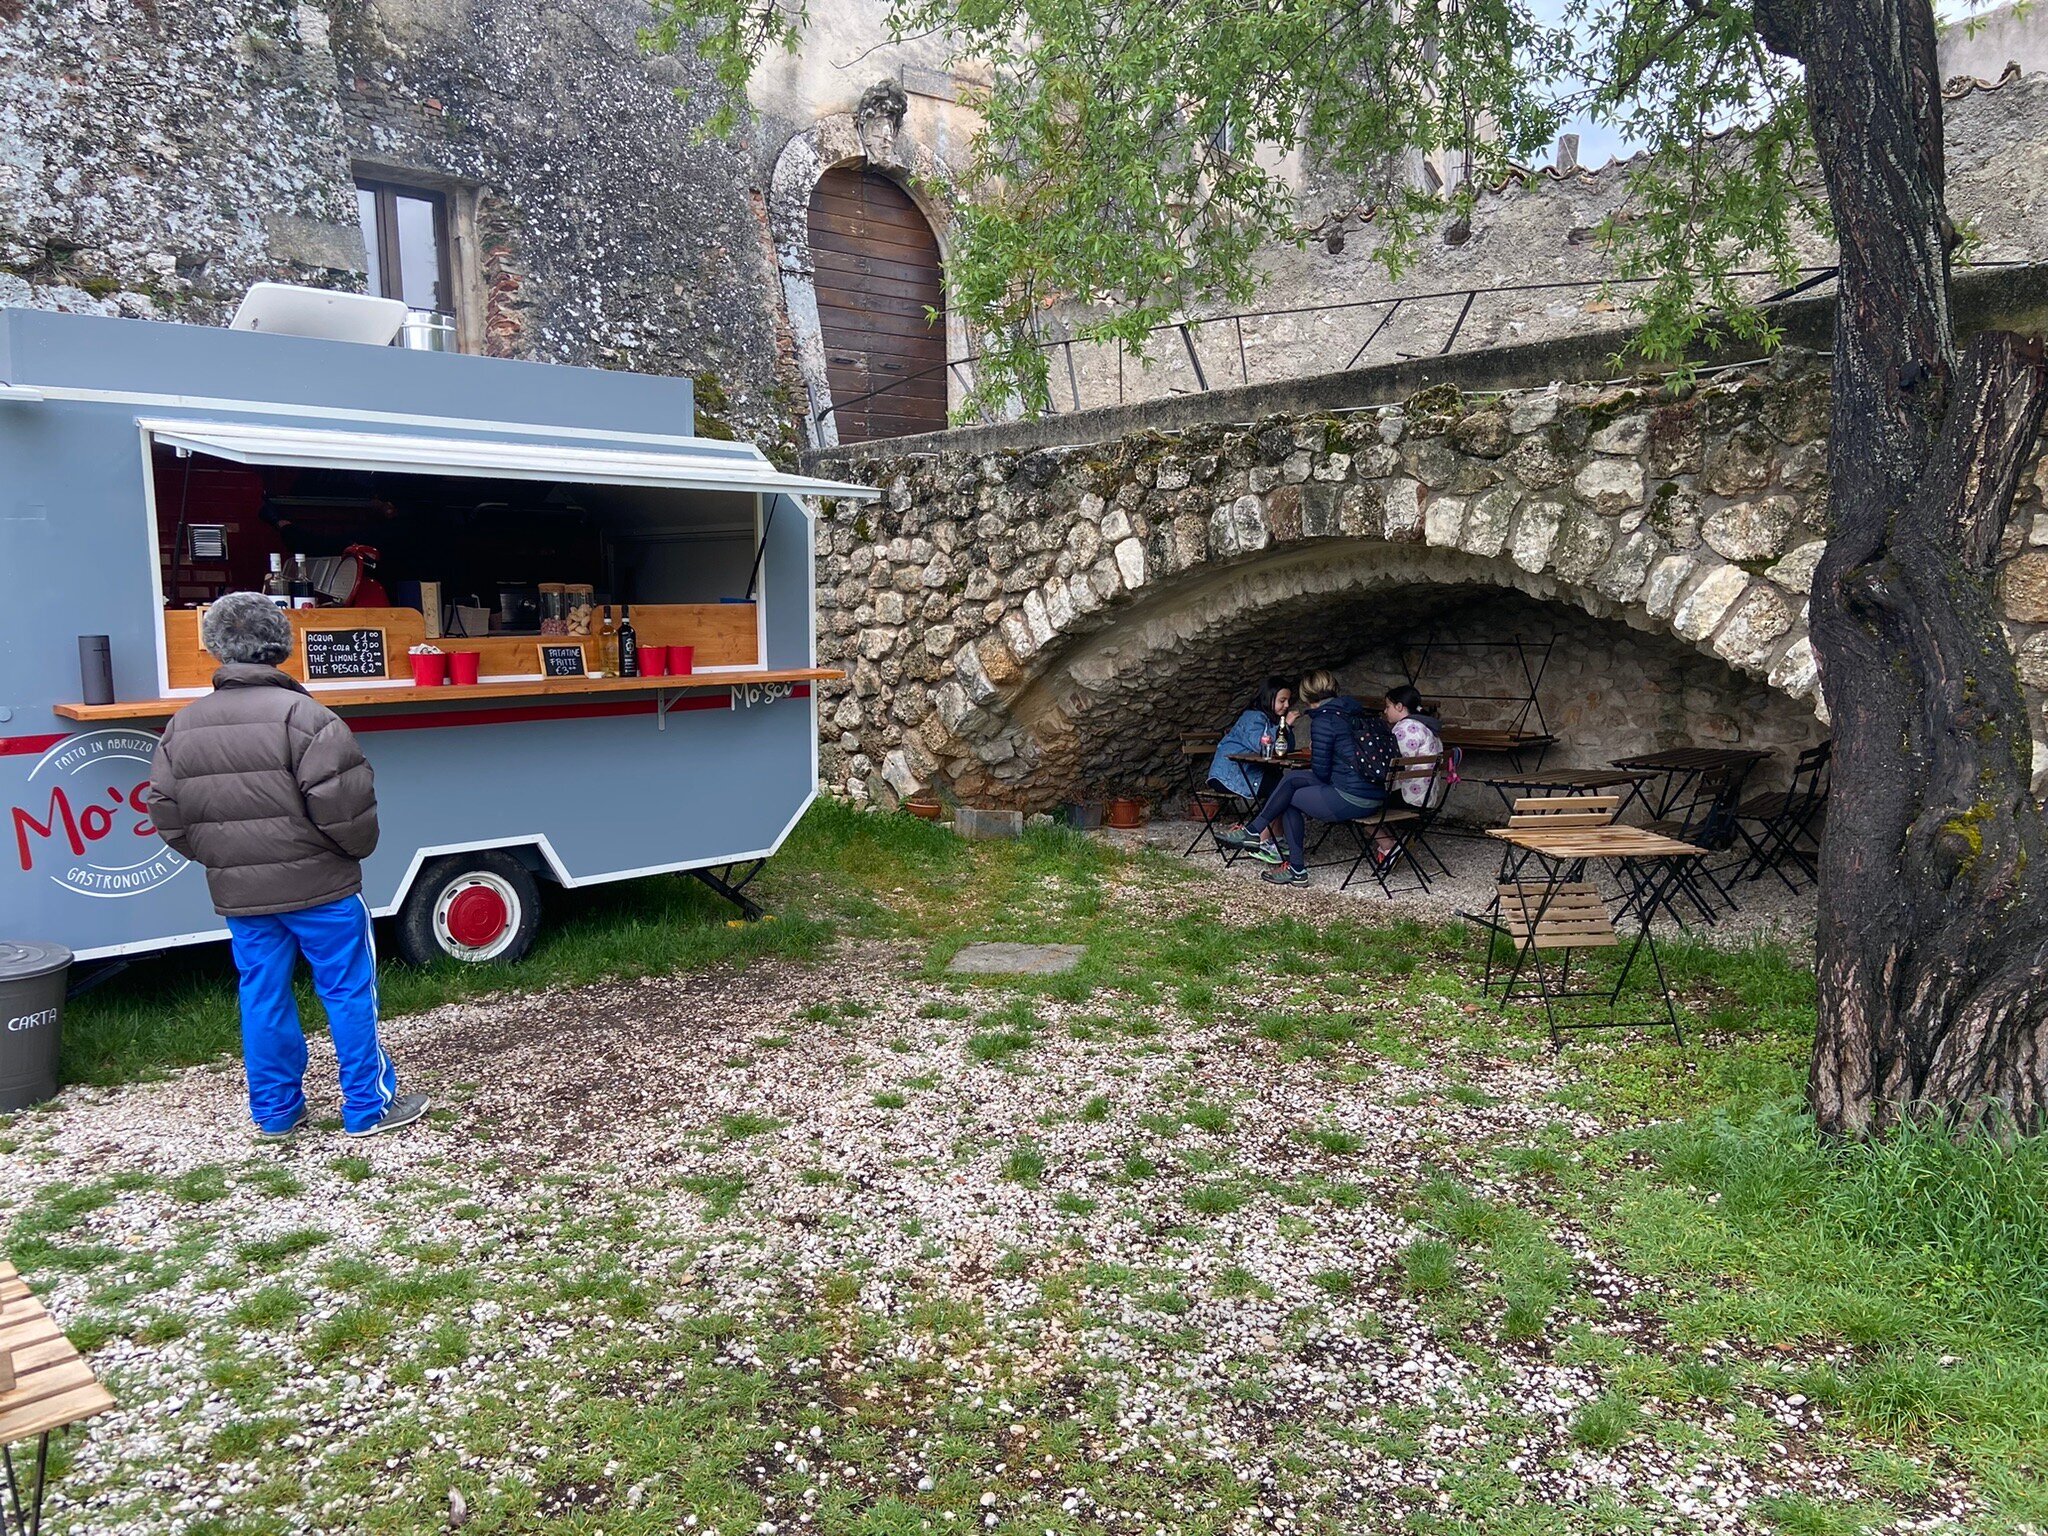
[812,261,2024,442]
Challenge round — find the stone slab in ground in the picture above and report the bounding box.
[946,942,1087,975]
[955,806,1025,840]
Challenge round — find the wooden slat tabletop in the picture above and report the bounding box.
[1610,747,1772,772]
[0,1260,116,1444]
[1486,826,1705,859]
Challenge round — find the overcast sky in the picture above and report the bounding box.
[1522,0,1986,171]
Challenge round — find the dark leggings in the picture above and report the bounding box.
[1249,769,1384,870]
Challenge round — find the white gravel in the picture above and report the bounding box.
[0,877,1960,1535]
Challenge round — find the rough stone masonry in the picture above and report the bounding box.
[811,350,2048,813]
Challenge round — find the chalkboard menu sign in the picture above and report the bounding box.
[538,643,588,677]
[303,628,388,681]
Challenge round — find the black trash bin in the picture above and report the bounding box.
[0,940,72,1113]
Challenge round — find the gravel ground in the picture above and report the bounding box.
[1110,818,1818,957]
[0,875,1953,1535]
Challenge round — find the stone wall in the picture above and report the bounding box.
[1021,71,2048,420]
[0,0,987,452]
[812,351,2048,813]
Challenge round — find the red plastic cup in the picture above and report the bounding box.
[410,652,449,687]
[639,646,669,677]
[448,651,481,686]
[668,645,694,676]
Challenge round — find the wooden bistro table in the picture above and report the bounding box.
[1476,823,1704,1045]
[1609,746,1773,820]
[0,1260,114,1536]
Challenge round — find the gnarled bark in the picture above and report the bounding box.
[1797,0,2048,1134]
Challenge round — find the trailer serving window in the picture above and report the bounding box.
[136,419,850,699]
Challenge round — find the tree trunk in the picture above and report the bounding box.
[1795,0,2048,1133]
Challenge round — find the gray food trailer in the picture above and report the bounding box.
[0,305,877,968]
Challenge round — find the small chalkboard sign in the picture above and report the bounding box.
[303,628,387,681]
[537,643,588,677]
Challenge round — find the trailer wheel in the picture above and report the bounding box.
[396,852,541,966]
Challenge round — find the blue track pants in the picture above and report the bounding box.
[225,894,397,1134]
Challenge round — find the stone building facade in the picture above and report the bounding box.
[0,0,979,451]
[807,350,2048,814]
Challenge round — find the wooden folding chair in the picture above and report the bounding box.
[1344,753,1453,895]
[1492,794,1619,885]
[1484,880,1683,1047]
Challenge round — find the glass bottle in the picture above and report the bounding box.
[617,605,639,678]
[290,553,315,609]
[262,553,290,607]
[597,604,619,675]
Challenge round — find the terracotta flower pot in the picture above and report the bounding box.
[1105,796,1146,829]
[905,795,944,821]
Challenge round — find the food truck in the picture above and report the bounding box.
[0,303,877,969]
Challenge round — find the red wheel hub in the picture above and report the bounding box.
[444,883,511,949]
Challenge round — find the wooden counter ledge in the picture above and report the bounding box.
[53,668,845,723]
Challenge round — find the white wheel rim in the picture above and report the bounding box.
[430,871,521,962]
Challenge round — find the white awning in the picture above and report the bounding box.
[140,417,881,501]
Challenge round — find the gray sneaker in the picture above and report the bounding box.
[1261,864,1309,886]
[255,1106,308,1142]
[346,1092,430,1139]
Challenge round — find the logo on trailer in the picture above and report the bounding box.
[9,729,189,898]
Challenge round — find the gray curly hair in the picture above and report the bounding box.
[200,592,294,666]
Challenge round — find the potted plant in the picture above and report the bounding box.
[1104,794,1147,829]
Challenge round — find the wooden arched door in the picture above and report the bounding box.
[807,165,946,441]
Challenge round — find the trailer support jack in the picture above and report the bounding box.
[691,860,768,921]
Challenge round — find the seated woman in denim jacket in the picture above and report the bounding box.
[1205,676,1299,825]
[1219,670,1394,884]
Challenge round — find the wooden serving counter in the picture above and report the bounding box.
[54,667,843,723]
[161,603,759,689]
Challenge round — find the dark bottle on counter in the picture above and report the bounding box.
[617,606,639,678]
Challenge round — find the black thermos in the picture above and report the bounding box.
[78,635,113,706]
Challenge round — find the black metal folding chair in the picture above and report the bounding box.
[1180,737,1257,862]
[1644,762,1757,923]
[1734,741,1831,889]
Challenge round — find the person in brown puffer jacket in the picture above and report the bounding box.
[148,592,426,1141]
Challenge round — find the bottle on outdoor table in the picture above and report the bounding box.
[1261,728,1274,758]
[290,553,316,609]
[597,603,619,675]
[261,553,290,608]
[617,605,639,678]
[1275,718,1292,757]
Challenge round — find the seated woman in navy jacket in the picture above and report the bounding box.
[1219,670,1394,884]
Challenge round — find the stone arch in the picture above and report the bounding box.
[816,365,1889,810]
[924,533,1825,809]
[769,83,965,449]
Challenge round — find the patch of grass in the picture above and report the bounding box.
[719,1111,781,1140]
[1401,1238,1457,1293]
[227,1286,309,1330]
[1078,1094,1113,1123]
[1002,1141,1047,1187]
[871,1091,909,1109]
[170,1165,229,1203]
[678,1174,749,1220]
[1184,1101,1234,1134]
[1309,1268,1355,1296]
[235,1228,329,1266]
[1572,1391,1642,1450]
[328,1155,374,1183]
[305,1304,395,1362]
[1184,1181,1248,1217]
[1052,1192,1098,1217]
